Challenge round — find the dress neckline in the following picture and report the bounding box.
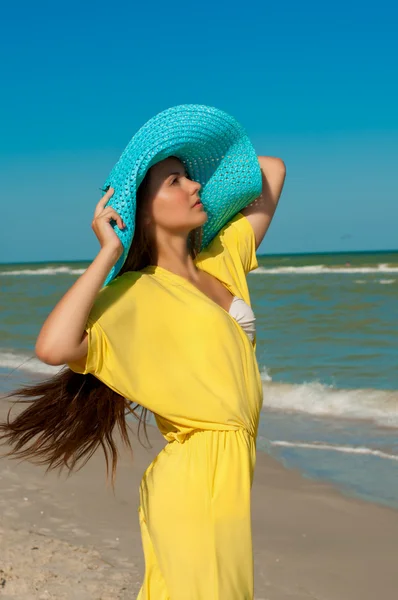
[141,265,255,347]
[141,264,238,319]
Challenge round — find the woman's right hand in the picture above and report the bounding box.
[92,187,125,257]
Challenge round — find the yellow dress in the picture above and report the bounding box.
[68,212,263,599]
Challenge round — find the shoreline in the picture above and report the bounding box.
[1,399,398,599]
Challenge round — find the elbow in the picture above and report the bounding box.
[276,158,286,175]
[35,342,65,366]
[258,156,286,173]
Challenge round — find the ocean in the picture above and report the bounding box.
[1,251,397,509]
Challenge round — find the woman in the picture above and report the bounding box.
[0,105,286,599]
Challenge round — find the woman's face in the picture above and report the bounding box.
[143,156,208,236]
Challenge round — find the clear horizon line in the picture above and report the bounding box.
[1,247,398,266]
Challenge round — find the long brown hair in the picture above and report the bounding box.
[0,158,203,489]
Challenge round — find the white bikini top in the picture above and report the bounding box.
[228,296,256,342]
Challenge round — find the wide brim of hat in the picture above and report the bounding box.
[102,104,262,286]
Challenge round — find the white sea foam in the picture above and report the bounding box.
[260,366,272,382]
[253,264,398,275]
[269,440,398,461]
[0,266,86,276]
[0,351,62,375]
[261,380,398,428]
[2,263,398,277]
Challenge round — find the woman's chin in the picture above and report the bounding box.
[194,210,208,226]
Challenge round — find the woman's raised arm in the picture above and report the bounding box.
[240,156,286,250]
[35,188,125,366]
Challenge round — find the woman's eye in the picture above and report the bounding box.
[172,174,190,184]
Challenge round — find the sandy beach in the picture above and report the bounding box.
[1,398,398,600]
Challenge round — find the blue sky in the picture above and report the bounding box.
[1,0,397,263]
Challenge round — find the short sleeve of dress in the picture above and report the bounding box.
[66,272,140,385]
[218,212,258,274]
[66,315,103,376]
[198,211,258,276]
[194,211,258,308]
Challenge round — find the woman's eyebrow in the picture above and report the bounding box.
[168,170,188,177]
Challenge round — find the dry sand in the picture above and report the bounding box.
[0,398,397,600]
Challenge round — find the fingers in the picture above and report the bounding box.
[94,186,115,218]
[93,187,126,230]
[94,208,125,231]
[101,207,126,230]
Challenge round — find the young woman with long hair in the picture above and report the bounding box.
[0,105,286,599]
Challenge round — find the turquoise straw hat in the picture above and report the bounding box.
[101,104,262,286]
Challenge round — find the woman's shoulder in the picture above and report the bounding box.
[196,211,258,274]
[89,270,150,323]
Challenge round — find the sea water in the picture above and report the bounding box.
[1,251,397,509]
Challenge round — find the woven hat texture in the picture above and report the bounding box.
[101,104,262,286]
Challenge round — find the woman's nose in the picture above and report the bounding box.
[192,179,201,193]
